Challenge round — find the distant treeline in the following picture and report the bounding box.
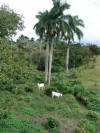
[16,35,100,72]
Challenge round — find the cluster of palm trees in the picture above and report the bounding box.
[34,0,85,86]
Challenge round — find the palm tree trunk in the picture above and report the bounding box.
[39,40,42,64]
[30,52,33,64]
[48,38,54,86]
[40,43,42,53]
[45,42,49,82]
[66,40,70,76]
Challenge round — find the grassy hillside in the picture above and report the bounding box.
[0,39,100,133]
[77,56,100,89]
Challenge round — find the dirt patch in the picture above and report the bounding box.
[67,119,77,133]
[59,128,67,133]
[29,115,47,123]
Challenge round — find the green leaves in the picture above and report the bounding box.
[0,4,24,38]
[34,0,71,39]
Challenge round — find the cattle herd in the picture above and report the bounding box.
[37,83,63,98]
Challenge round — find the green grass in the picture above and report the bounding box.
[0,114,46,133]
[77,56,100,89]
[73,56,100,113]
[1,55,100,133]
[0,47,100,133]
[0,89,88,133]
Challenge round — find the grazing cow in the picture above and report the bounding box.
[52,91,63,98]
[37,83,45,90]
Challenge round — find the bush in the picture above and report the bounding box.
[73,82,85,97]
[70,80,89,105]
[81,90,100,112]
[52,65,62,73]
[12,83,34,94]
[46,117,59,129]
[45,87,58,96]
[87,110,100,120]
[33,74,44,83]
[0,74,14,91]
[54,73,73,94]
[74,119,96,133]
[69,71,78,79]
[74,127,82,133]
[24,85,33,92]
[15,76,26,84]
[0,109,8,119]
[18,84,33,93]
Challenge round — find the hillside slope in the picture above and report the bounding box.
[0,39,100,133]
[77,56,100,89]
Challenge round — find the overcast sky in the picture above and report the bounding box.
[0,0,100,44]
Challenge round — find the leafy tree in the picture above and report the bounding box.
[17,35,35,64]
[69,43,84,68]
[0,4,24,38]
[88,44,99,57]
[17,35,29,48]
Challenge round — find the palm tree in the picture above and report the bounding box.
[34,0,71,86]
[47,0,70,86]
[64,15,84,75]
[34,11,50,82]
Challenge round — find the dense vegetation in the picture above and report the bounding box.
[0,0,100,133]
[0,34,100,133]
[0,5,24,38]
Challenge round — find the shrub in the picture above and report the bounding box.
[24,85,33,92]
[74,119,96,133]
[69,71,78,79]
[87,110,100,120]
[70,80,89,106]
[0,109,8,119]
[73,83,85,97]
[20,129,28,133]
[46,117,59,129]
[15,76,26,84]
[52,65,62,72]
[0,74,14,91]
[85,91,100,112]
[33,74,44,83]
[45,87,58,96]
[12,85,26,94]
[74,127,82,133]
[12,83,34,94]
[55,73,73,94]
[18,84,33,93]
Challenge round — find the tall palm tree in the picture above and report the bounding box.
[64,15,84,75]
[34,0,71,86]
[34,11,50,82]
[47,0,70,86]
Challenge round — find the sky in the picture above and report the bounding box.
[0,0,100,44]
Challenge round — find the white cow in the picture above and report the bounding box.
[37,83,45,90]
[52,91,63,98]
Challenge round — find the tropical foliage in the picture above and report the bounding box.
[0,4,24,38]
[0,0,100,132]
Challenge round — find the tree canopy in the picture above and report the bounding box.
[0,4,24,38]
